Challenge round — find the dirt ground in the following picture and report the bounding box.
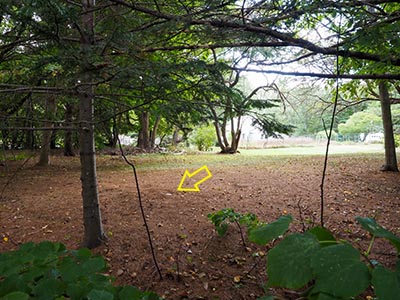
[0,152,399,299]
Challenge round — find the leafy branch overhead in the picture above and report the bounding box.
[111,0,400,75]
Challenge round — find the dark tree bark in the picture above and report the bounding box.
[24,98,35,150]
[110,118,119,148]
[137,111,150,150]
[150,114,161,149]
[50,130,57,149]
[37,97,56,166]
[79,0,105,248]
[379,81,398,172]
[64,102,75,156]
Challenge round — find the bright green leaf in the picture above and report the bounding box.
[308,226,336,247]
[371,265,400,300]
[216,223,228,236]
[311,243,369,298]
[249,215,292,245]
[356,217,400,253]
[267,233,319,289]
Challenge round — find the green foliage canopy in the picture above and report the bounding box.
[338,111,381,136]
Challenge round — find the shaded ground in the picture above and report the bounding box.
[0,151,399,299]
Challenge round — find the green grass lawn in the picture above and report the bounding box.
[123,143,387,171]
[239,143,384,156]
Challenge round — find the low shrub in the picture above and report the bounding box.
[0,241,160,300]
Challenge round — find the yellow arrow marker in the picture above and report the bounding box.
[177,165,212,192]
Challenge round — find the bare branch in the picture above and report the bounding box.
[232,68,400,80]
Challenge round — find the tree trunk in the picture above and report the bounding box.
[64,102,75,156]
[379,81,398,172]
[213,121,224,150]
[79,0,105,248]
[221,117,230,150]
[137,111,150,150]
[24,98,35,150]
[111,116,119,148]
[229,116,241,153]
[150,115,161,149]
[50,130,57,149]
[37,97,56,166]
[209,106,230,153]
[172,127,180,146]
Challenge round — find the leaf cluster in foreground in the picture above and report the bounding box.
[0,241,160,300]
[208,209,400,300]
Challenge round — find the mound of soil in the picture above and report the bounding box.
[0,153,399,299]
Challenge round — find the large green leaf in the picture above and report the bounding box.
[66,281,93,299]
[249,215,292,245]
[81,256,107,275]
[371,265,400,300]
[314,293,343,300]
[31,278,65,300]
[59,256,81,282]
[267,233,319,289]
[311,243,369,298]
[73,247,92,260]
[0,274,22,296]
[1,291,29,300]
[87,289,114,300]
[308,226,337,247]
[119,286,144,300]
[397,260,400,282]
[356,217,400,253]
[119,286,160,300]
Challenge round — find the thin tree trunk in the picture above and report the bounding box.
[150,114,161,149]
[50,130,57,149]
[113,115,120,148]
[172,127,179,146]
[379,81,398,172]
[213,121,224,150]
[64,102,75,156]
[221,116,230,150]
[137,111,150,150]
[79,0,105,248]
[230,116,242,153]
[24,98,34,150]
[37,97,56,166]
[234,116,242,152]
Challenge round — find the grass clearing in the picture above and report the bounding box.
[117,143,386,171]
[239,143,384,156]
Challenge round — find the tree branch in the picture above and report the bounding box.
[111,0,400,67]
[232,68,400,80]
